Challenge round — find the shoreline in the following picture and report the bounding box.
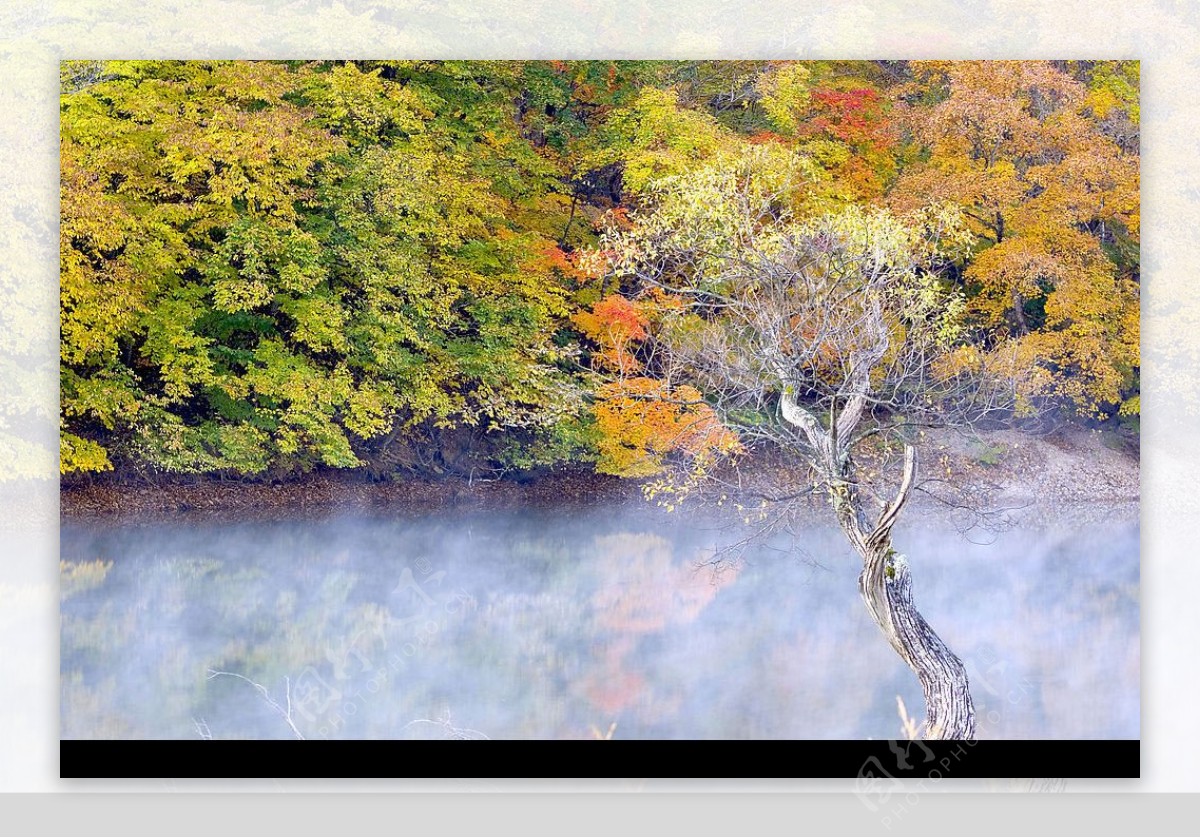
[59,426,1140,528]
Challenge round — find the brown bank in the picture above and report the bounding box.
[60,427,1139,526]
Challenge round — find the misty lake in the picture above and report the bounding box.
[60,503,1138,740]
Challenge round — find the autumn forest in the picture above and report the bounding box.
[60,60,1140,485]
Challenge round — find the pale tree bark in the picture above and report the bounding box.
[860,548,976,739]
[854,448,976,740]
[779,388,976,740]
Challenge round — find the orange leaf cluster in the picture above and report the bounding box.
[572,294,649,373]
[593,377,740,478]
[804,88,895,154]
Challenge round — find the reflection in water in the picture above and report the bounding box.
[60,505,1139,740]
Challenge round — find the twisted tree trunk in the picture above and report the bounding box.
[858,545,976,740]
[850,446,976,740]
[778,384,975,738]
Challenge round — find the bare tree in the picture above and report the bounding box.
[591,147,1024,739]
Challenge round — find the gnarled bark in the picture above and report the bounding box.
[858,548,976,740]
[852,445,976,739]
[778,392,976,738]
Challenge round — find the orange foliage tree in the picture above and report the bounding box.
[572,293,739,480]
[889,60,1139,418]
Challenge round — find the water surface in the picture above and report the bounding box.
[60,504,1139,740]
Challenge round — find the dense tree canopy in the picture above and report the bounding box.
[60,60,1139,480]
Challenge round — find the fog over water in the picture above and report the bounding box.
[60,503,1138,740]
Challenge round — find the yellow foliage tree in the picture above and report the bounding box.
[890,60,1139,417]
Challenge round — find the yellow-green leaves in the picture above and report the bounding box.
[207,219,326,313]
[60,432,113,475]
[305,62,431,147]
[60,61,347,473]
[599,144,821,286]
[588,88,731,195]
[756,63,813,135]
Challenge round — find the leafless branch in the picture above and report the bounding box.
[400,711,490,741]
[206,669,305,740]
